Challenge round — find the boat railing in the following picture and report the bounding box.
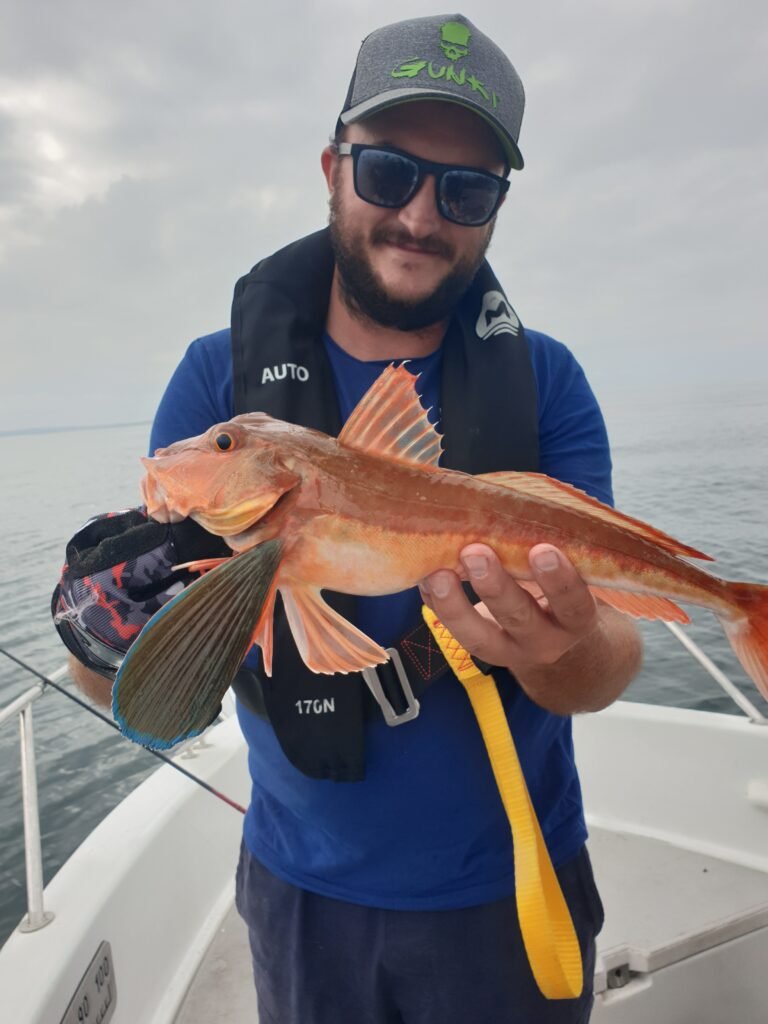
[2,627,767,937]
[0,666,66,934]
[663,622,767,725]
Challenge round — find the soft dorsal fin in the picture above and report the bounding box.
[477,471,714,562]
[338,363,443,468]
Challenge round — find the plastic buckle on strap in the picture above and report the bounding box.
[361,648,420,727]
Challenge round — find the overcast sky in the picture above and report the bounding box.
[1,0,766,432]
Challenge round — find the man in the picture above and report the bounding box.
[57,14,641,1023]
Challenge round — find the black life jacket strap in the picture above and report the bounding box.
[230,228,539,781]
[360,615,454,723]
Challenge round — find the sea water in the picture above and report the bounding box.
[1,383,766,945]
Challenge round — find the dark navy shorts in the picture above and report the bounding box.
[235,841,604,1024]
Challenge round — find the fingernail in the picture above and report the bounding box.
[463,554,488,579]
[430,573,451,599]
[533,549,559,572]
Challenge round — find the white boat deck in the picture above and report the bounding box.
[174,826,768,1023]
[175,902,256,1022]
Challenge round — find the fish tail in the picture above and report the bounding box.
[721,582,768,701]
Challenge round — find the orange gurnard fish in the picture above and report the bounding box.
[113,364,768,748]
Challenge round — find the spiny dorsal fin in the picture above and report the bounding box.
[477,471,714,562]
[338,363,443,468]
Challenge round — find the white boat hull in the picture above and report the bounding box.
[1,701,767,1023]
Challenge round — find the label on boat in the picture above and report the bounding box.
[60,940,117,1024]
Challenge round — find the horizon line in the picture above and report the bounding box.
[0,420,152,439]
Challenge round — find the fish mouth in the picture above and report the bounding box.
[141,474,185,523]
[192,501,267,536]
[141,465,268,534]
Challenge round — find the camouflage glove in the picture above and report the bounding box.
[52,509,229,679]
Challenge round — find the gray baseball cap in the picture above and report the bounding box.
[338,14,525,171]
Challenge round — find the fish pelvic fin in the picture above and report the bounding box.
[112,538,284,748]
[251,582,278,677]
[721,582,768,702]
[477,471,714,562]
[280,584,388,674]
[338,363,443,469]
[589,587,690,624]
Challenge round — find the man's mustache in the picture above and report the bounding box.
[371,226,454,261]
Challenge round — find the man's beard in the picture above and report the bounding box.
[329,190,494,332]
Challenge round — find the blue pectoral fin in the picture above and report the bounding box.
[112,538,283,749]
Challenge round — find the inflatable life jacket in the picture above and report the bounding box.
[230,228,539,781]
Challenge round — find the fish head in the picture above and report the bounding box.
[141,414,301,536]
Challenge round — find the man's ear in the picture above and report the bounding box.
[321,146,336,193]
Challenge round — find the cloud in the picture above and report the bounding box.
[0,0,766,430]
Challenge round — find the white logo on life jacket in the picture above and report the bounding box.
[475,290,520,340]
[261,363,310,384]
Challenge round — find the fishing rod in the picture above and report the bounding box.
[0,645,246,815]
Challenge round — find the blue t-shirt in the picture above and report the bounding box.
[150,326,613,910]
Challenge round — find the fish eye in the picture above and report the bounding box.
[213,431,236,452]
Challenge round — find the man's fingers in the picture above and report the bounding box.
[419,566,505,659]
[458,544,541,634]
[421,546,542,665]
[528,544,597,632]
[420,544,599,674]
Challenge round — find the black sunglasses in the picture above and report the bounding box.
[336,143,509,227]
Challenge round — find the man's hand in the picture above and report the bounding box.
[67,655,113,709]
[419,542,642,715]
